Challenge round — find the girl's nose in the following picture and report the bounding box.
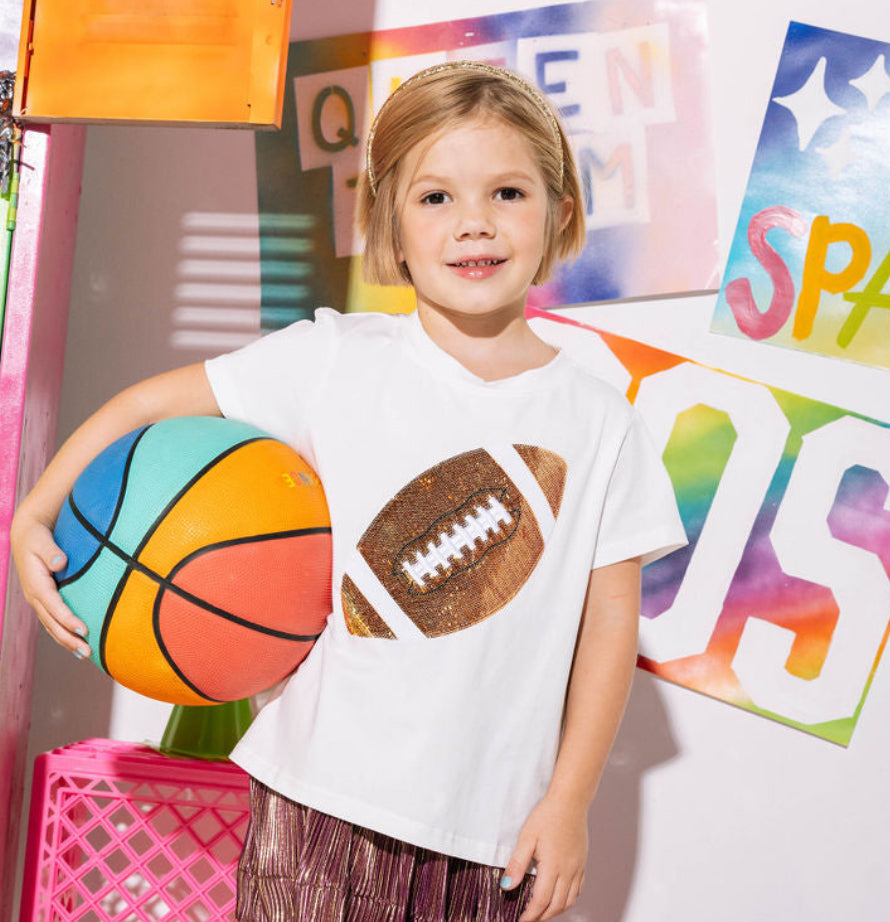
[454,203,495,239]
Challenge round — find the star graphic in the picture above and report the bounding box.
[849,54,890,111]
[773,56,847,150]
[815,126,857,179]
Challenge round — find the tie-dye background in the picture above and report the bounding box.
[712,22,890,370]
[531,307,890,746]
[255,0,718,329]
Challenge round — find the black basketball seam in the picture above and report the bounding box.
[151,596,225,702]
[55,497,99,589]
[131,436,270,561]
[69,497,328,642]
[57,425,152,589]
[94,433,271,669]
[155,528,331,639]
[101,553,134,675]
[62,432,325,678]
[154,527,331,696]
[167,528,333,577]
[150,527,329,700]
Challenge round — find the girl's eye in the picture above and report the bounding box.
[420,191,450,205]
[495,187,524,201]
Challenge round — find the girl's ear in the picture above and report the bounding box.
[556,194,574,234]
[395,216,404,264]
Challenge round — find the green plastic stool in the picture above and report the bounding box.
[160,698,253,760]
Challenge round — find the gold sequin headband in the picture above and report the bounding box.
[365,60,565,197]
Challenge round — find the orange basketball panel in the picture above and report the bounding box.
[156,590,315,701]
[13,0,292,127]
[169,532,332,634]
[138,440,330,576]
[104,568,210,705]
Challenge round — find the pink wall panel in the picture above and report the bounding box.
[0,124,85,921]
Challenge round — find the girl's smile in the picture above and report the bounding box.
[448,256,507,280]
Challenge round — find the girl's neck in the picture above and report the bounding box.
[415,303,558,382]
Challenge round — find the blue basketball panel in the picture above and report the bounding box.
[70,426,148,538]
[54,496,101,582]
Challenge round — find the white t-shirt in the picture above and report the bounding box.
[204,308,686,868]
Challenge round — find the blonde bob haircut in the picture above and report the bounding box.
[356,62,586,287]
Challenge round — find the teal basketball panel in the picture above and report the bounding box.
[107,417,269,556]
[58,548,131,671]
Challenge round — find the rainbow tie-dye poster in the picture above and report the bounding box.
[256,0,718,331]
[712,21,890,370]
[530,308,890,746]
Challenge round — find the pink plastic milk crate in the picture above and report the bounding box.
[19,739,251,922]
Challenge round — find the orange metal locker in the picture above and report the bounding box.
[13,0,293,127]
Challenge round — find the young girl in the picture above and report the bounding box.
[12,62,686,922]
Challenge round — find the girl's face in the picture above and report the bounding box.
[396,117,565,328]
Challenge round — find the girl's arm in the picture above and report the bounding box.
[502,557,642,922]
[10,363,221,656]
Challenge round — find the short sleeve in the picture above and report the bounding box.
[204,308,339,453]
[592,411,687,569]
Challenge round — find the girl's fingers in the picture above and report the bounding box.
[11,518,87,651]
[501,835,536,891]
[518,868,557,922]
[27,525,67,573]
[519,870,584,922]
[33,597,91,658]
[566,873,583,910]
[23,554,89,647]
[539,878,571,922]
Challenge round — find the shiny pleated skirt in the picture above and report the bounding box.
[236,778,536,922]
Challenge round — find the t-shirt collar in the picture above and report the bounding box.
[402,309,566,391]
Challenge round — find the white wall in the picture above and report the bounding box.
[21,1,890,920]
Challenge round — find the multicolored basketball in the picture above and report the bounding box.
[53,416,332,705]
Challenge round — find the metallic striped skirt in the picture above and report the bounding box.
[237,778,535,922]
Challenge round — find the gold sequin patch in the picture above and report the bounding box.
[342,574,396,638]
[513,444,567,518]
[341,446,567,639]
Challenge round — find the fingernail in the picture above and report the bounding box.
[74,626,87,639]
[73,648,86,660]
[51,554,65,568]
[500,876,512,889]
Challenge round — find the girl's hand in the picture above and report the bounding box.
[10,512,90,658]
[501,793,588,922]
[8,363,221,660]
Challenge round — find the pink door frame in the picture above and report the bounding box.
[0,124,86,922]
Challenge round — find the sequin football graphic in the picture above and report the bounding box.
[342,446,567,638]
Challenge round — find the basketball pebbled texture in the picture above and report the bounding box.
[341,445,567,639]
[54,417,332,705]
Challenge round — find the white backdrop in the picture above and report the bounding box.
[20,1,890,920]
